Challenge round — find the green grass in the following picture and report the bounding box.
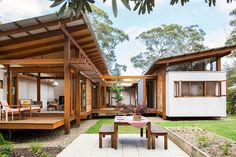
[86,115,236,141]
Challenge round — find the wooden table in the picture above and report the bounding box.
[113,116,151,150]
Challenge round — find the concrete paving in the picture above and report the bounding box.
[57,134,189,157]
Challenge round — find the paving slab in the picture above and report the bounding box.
[57,134,189,157]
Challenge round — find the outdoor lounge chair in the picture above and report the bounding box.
[0,100,24,121]
[99,124,114,148]
[20,99,41,117]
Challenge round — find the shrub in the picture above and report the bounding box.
[0,143,13,157]
[196,136,209,147]
[0,133,8,145]
[219,142,231,155]
[40,152,54,157]
[227,88,236,114]
[31,142,43,154]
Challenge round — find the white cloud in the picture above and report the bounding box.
[204,27,230,48]
[215,0,236,13]
[0,0,52,23]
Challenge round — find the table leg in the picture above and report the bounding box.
[147,122,151,149]
[6,111,8,122]
[114,123,118,150]
[140,128,143,137]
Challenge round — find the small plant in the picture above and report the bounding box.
[219,142,231,155]
[31,142,43,154]
[1,144,13,156]
[0,133,8,145]
[40,152,54,157]
[196,136,209,147]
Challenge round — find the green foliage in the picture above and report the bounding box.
[219,142,231,155]
[131,24,207,70]
[0,134,12,157]
[0,134,8,146]
[31,142,43,154]
[226,8,236,56]
[227,88,236,114]
[88,5,128,75]
[40,152,54,157]
[109,85,124,103]
[196,136,209,147]
[50,0,235,18]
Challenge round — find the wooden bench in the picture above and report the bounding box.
[146,124,168,149]
[99,124,114,148]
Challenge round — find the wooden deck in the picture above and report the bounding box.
[92,108,120,115]
[0,116,64,130]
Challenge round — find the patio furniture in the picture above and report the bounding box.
[20,99,41,117]
[113,116,151,150]
[0,100,24,121]
[99,124,114,148]
[47,100,59,111]
[146,124,168,149]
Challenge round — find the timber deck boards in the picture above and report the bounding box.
[0,116,64,130]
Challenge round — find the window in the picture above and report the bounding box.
[174,80,227,97]
[190,81,204,96]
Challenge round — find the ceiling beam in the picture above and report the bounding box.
[9,66,64,73]
[0,24,88,49]
[106,81,138,84]
[101,75,156,79]
[0,16,82,37]
[59,22,101,76]
[0,59,64,65]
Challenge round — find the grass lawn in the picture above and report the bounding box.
[86,115,236,141]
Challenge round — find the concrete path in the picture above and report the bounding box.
[57,134,189,157]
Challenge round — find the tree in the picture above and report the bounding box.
[88,5,128,75]
[88,5,128,103]
[130,24,207,70]
[226,8,236,56]
[50,0,236,18]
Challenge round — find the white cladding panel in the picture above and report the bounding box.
[166,71,227,117]
[138,79,143,104]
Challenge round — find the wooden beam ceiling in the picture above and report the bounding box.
[0,16,82,37]
[9,67,64,73]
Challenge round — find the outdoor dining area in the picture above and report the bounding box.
[99,115,168,150]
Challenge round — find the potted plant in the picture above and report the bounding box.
[133,104,146,121]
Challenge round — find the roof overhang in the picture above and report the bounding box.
[145,45,236,75]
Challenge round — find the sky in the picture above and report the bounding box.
[0,0,235,75]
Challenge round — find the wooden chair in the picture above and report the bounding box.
[99,124,114,148]
[146,124,168,149]
[20,99,41,117]
[0,100,24,121]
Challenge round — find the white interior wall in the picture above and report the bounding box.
[0,70,5,100]
[19,78,54,110]
[166,71,227,117]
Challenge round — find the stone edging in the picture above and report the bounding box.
[164,127,210,157]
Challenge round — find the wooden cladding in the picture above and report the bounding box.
[174,80,227,97]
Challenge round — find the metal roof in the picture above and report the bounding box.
[0,12,109,76]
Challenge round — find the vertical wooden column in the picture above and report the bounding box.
[37,73,41,101]
[98,82,102,109]
[162,66,167,120]
[216,58,221,71]
[143,77,147,107]
[129,88,132,105]
[75,70,81,127]
[7,68,12,106]
[104,80,106,108]
[16,74,19,106]
[156,74,158,115]
[64,36,71,134]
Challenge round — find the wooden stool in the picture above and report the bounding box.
[146,124,168,149]
[99,124,114,148]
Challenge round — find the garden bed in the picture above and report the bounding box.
[167,127,236,157]
[9,147,63,157]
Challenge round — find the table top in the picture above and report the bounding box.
[114,116,150,123]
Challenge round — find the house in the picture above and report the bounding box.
[137,46,236,119]
[0,12,109,134]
